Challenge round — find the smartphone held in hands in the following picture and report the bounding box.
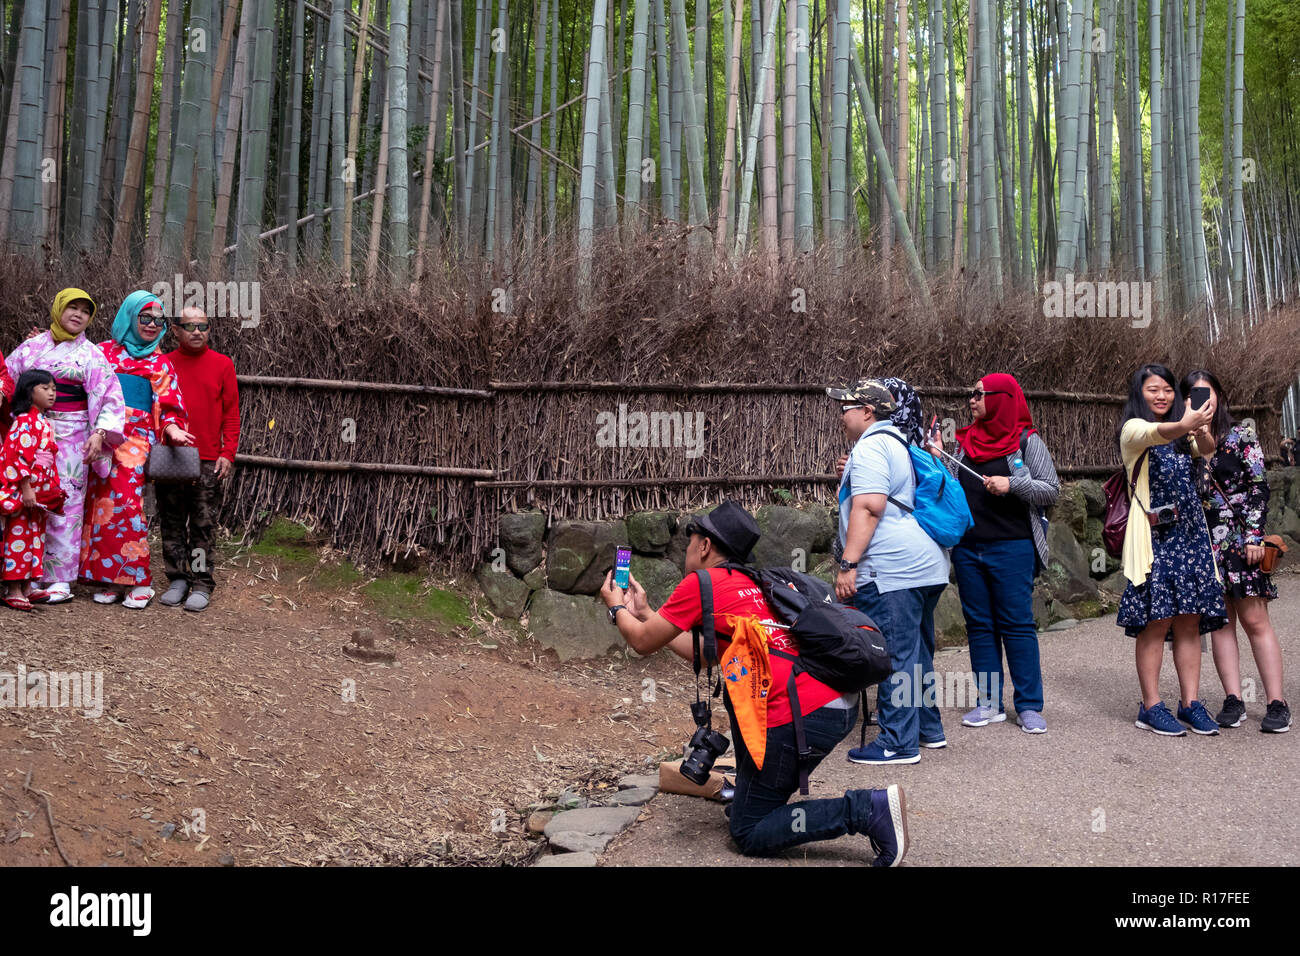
[1190,386,1211,411]
[614,547,631,590]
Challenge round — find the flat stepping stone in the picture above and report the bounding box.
[544,806,640,854]
[533,852,598,867]
[605,787,657,807]
[617,774,659,791]
[1046,618,1080,631]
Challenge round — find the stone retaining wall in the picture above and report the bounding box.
[475,468,1300,659]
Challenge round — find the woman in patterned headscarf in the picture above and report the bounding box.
[79,292,194,609]
[4,289,126,603]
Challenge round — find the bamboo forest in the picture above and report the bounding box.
[0,1,1298,327]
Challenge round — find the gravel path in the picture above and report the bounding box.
[600,576,1300,866]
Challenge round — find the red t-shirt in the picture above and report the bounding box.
[658,567,843,727]
[165,346,240,462]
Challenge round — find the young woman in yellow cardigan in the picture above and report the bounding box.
[1116,364,1222,736]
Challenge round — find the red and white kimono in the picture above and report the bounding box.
[79,342,188,588]
[0,409,64,582]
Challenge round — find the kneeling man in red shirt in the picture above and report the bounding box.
[601,500,909,865]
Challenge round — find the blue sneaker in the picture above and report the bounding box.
[865,784,909,867]
[961,705,1007,727]
[1136,700,1187,736]
[1017,710,1047,734]
[847,739,921,765]
[1178,699,1221,736]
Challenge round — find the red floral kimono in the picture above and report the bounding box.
[1,409,64,582]
[79,342,188,587]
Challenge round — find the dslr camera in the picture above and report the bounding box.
[680,700,730,785]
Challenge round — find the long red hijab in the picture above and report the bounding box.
[955,372,1037,462]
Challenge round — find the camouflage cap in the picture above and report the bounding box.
[825,378,897,413]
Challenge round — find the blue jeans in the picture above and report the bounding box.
[951,537,1043,714]
[723,695,878,856]
[850,581,947,753]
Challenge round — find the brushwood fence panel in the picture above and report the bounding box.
[222,377,1279,569]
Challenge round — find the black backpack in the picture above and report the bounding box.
[692,564,891,794]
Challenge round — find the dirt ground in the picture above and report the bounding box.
[0,542,698,867]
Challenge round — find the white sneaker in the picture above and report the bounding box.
[122,587,155,610]
[93,589,121,604]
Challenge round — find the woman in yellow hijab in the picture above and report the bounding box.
[3,288,126,603]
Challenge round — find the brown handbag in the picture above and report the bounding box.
[1260,536,1288,574]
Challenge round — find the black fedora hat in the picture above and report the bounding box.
[686,500,760,563]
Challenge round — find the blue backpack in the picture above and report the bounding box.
[879,431,973,547]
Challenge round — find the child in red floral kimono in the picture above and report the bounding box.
[1,371,66,611]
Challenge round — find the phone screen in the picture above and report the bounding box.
[614,547,631,589]
[1190,386,1211,410]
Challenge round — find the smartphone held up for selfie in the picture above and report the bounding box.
[614,547,631,590]
[1190,386,1211,411]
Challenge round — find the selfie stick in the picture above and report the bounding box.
[932,445,986,481]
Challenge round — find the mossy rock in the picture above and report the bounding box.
[363,574,471,628]
[1049,484,1088,539]
[475,563,531,619]
[626,512,675,555]
[251,517,319,563]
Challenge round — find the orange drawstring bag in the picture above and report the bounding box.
[718,615,773,769]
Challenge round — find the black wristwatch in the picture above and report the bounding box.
[608,605,626,625]
[839,558,860,572]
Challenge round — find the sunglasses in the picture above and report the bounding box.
[840,404,865,414]
[178,322,211,332]
[138,313,166,327]
[968,389,1010,400]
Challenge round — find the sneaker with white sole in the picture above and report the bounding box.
[847,739,921,765]
[1017,710,1047,734]
[1136,700,1187,736]
[1261,700,1292,733]
[919,736,948,749]
[121,587,155,610]
[961,705,1007,727]
[93,589,121,604]
[1177,699,1220,736]
[865,784,909,867]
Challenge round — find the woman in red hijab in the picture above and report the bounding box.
[932,373,1060,734]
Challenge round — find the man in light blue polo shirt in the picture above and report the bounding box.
[828,378,949,764]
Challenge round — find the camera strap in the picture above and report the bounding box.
[691,569,722,704]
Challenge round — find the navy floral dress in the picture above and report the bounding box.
[1195,423,1276,601]
[1117,439,1228,637]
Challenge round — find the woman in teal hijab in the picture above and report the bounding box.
[81,291,194,609]
[111,290,169,358]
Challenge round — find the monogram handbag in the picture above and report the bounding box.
[146,444,201,483]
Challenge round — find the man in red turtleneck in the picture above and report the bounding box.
[157,307,241,613]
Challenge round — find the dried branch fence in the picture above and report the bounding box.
[226,374,1279,570]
